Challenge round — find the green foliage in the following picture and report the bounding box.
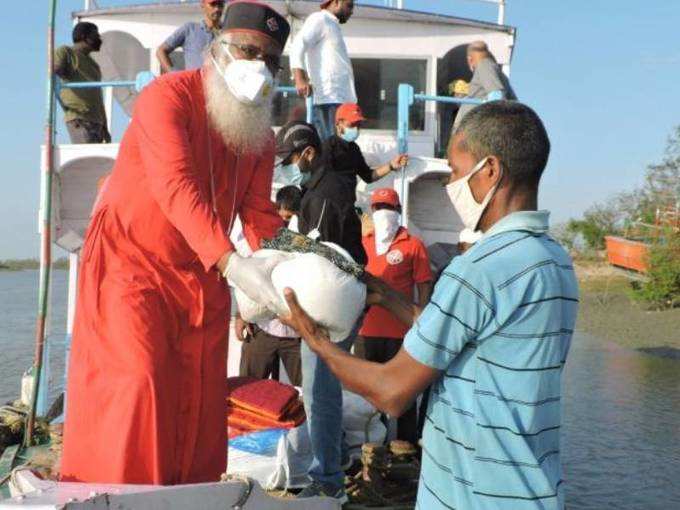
[566,201,623,250]
[631,232,680,309]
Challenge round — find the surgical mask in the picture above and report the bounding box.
[445,156,500,232]
[372,209,400,256]
[340,126,359,143]
[278,162,310,187]
[211,47,274,105]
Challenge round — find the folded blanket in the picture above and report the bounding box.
[227,376,299,421]
[227,399,306,431]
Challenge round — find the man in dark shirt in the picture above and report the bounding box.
[323,103,408,202]
[54,22,110,144]
[275,120,364,502]
[276,120,366,265]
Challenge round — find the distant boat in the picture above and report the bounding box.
[605,204,679,273]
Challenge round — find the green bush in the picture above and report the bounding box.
[631,232,680,309]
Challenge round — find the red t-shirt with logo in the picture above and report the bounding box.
[360,227,433,339]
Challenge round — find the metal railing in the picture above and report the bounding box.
[395,83,484,217]
[56,73,314,134]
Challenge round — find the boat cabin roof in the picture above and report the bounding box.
[74,0,515,35]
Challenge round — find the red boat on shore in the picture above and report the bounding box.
[605,236,650,273]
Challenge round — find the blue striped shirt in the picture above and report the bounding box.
[404,210,578,510]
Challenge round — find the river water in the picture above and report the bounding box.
[1,269,679,507]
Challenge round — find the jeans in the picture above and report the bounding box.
[300,325,356,490]
[239,326,302,386]
[312,103,340,141]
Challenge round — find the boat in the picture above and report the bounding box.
[604,204,680,273]
[1,0,517,507]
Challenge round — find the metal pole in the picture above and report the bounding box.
[497,0,506,25]
[25,0,57,447]
[305,96,313,124]
[397,84,413,227]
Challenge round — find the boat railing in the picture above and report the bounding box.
[395,83,484,224]
[56,73,313,143]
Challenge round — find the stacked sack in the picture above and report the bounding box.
[226,376,306,438]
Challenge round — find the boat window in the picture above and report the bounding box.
[273,56,310,126]
[353,58,426,131]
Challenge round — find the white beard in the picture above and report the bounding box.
[203,63,274,155]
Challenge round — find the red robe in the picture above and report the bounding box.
[60,70,282,485]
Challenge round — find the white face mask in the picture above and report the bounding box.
[445,156,500,233]
[211,46,274,105]
[372,209,400,256]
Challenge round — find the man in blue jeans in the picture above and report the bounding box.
[275,120,366,503]
[289,0,357,140]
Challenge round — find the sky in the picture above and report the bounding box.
[0,0,679,258]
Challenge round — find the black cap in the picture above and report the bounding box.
[275,121,322,165]
[224,1,291,50]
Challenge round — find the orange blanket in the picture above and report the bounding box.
[227,399,306,432]
[227,376,300,420]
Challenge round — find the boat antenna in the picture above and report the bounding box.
[24,0,58,447]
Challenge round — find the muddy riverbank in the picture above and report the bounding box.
[575,260,680,354]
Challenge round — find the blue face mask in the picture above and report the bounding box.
[278,162,310,187]
[340,126,359,143]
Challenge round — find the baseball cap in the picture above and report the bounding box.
[371,188,400,208]
[320,0,333,8]
[275,121,322,165]
[336,103,366,124]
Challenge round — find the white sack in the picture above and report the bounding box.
[271,252,366,342]
[233,249,285,323]
[342,390,386,455]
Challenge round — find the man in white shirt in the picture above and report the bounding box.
[289,0,356,140]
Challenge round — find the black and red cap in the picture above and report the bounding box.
[224,1,291,49]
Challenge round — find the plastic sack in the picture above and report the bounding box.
[229,428,286,456]
[271,252,366,342]
[342,390,386,455]
[233,249,284,323]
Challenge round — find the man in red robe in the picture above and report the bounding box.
[61,1,291,485]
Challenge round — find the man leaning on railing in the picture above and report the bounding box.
[54,22,111,144]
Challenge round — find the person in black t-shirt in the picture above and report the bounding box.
[322,102,409,202]
[275,120,367,265]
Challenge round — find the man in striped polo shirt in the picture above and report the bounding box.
[281,100,577,509]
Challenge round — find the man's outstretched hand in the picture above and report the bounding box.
[279,288,330,352]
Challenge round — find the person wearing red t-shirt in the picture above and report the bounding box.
[355,188,433,444]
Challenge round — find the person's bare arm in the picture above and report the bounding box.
[281,289,439,416]
[293,68,312,97]
[416,281,432,309]
[365,273,423,327]
[156,45,174,74]
[370,154,409,182]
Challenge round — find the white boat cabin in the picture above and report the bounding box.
[47,0,516,255]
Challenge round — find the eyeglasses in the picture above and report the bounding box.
[207,1,225,7]
[224,42,282,74]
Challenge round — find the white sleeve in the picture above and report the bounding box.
[289,15,325,70]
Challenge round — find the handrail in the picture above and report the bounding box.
[395,83,484,225]
[56,74,313,126]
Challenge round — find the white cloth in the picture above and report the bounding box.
[288,214,299,234]
[372,209,400,256]
[289,10,357,105]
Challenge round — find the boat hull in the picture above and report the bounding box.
[605,236,649,273]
